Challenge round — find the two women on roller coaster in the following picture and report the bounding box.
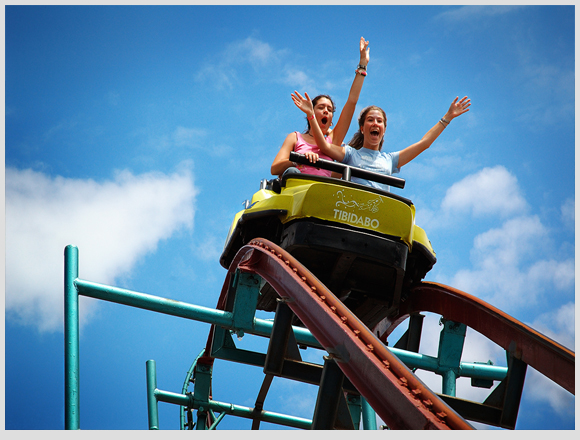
[270,36,370,178]
[291,91,471,192]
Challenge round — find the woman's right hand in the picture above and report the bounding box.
[359,36,369,66]
[304,151,319,164]
[291,91,314,116]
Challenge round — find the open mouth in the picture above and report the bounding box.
[370,128,381,137]
[321,117,328,125]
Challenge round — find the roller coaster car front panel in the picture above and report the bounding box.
[273,219,409,327]
[220,174,437,325]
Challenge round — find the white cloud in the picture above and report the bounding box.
[233,37,275,66]
[514,41,575,127]
[560,197,574,230]
[441,166,528,218]
[471,215,547,266]
[196,36,280,89]
[172,126,207,148]
[195,36,321,95]
[43,118,78,141]
[527,258,575,293]
[5,166,198,332]
[524,367,575,417]
[449,215,574,311]
[191,234,224,262]
[282,68,315,92]
[435,5,526,22]
[421,166,573,316]
[138,126,209,156]
[528,302,575,351]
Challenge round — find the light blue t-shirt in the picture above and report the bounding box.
[342,145,400,192]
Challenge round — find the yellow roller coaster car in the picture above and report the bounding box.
[220,152,436,327]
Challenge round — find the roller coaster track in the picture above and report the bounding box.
[63,235,574,429]
[200,238,574,429]
[203,238,474,429]
[376,282,575,395]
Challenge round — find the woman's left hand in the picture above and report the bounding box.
[446,96,471,120]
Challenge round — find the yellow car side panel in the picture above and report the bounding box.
[300,184,414,246]
[243,178,415,247]
[223,210,244,250]
[224,177,436,262]
[412,225,436,257]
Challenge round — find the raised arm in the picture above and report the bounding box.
[330,36,370,145]
[398,96,471,168]
[292,91,346,162]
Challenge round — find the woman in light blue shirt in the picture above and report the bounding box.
[291,93,471,191]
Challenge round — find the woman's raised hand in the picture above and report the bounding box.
[359,36,369,66]
[447,96,471,120]
[291,91,313,115]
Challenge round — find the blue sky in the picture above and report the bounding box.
[4,4,575,431]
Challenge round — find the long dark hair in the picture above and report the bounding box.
[348,105,387,150]
[303,94,336,134]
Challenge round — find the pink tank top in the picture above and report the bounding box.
[293,132,333,177]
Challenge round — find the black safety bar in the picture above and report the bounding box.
[290,151,405,189]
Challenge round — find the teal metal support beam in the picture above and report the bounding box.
[192,362,213,430]
[209,399,312,429]
[64,245,80,430]
[147,360,312,430]
[442,369,458,397]
[388,347,507,382]
[361,396,378,430]
[459,361,507,382]
[146,360,160,430]
[253,318,318,347]
[437,320,467,396]
[230,271,261,334]
[74,279,234,328]
[73,278,319,347]
[64,249,318,430]
[156,389,193,406]
[208,411,227,430]
[152,388,313,429]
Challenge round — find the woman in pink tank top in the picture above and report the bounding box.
[293,131,334,176]
[271,36,370,178]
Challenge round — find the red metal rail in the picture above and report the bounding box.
[204,238,474,430]
[375,282,575,395]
